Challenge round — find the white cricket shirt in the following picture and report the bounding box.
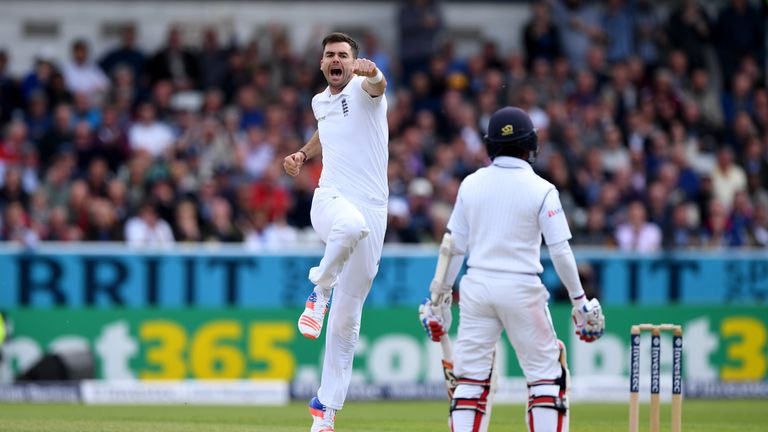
[312,75,389,207]
[447,156,572,275]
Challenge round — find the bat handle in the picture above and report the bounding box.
[431,290,451,307]
[440,336,453,363]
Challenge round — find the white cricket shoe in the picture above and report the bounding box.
[309,396,336,432]
[298,289,330,340]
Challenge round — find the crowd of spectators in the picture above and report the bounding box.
[0,0,766,251]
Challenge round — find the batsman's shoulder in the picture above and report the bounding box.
[525,173,560,201]
[532,170,557,191]
[459,168,485,188]
[543,179,559,193]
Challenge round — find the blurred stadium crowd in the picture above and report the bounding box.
[0,0,766,250]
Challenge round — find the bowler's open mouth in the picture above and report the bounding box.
[330,68,342,77]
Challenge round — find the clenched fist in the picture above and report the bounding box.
[353,58,378,78]
[283,151,306,177]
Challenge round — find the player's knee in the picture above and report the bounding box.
[333,213,369,246]
[454,383,484,399]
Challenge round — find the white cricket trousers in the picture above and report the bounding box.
[451,272,564,431]
[454,271,561,382]
[309,186,386,410]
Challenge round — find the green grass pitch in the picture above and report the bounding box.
[0,400,765,431]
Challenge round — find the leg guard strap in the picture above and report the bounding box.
[450,393,489,432]
[451,372,492,432]
[527,361,569,413]
[451,397,488,414]
[526,363,569,432]
[527,394,568,413]
[457,376,492,387]
[528,359,568,390]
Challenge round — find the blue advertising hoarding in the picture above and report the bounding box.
[0,244,766,308]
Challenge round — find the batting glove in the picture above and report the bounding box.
[571,298,605,342]
[419,298,451,342]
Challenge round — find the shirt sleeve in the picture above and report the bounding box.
[311,96,320,120]
[355,76,385,106]
[446,188,469,253]
[548,239,585,304]
[538,188,572,245]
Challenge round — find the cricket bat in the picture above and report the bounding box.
[430,233,458,398]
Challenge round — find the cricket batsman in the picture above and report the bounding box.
[419,107,605,431]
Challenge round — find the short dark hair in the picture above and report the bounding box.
[322,32,359,58]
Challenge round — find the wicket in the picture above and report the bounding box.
[629,324,683,432]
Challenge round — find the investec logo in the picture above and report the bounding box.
[630,335,640,392]
[672,336,683,394]
[651,337,661,393]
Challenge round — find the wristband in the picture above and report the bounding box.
[366,69,384,84]
[298,150,308,162]
[571,293,587,309]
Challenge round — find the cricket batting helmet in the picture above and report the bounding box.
[484,106,538,162]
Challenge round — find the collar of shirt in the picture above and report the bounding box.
[492,156,531,170]
[322,76,357,99]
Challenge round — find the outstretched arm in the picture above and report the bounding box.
[283,130,321,177]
